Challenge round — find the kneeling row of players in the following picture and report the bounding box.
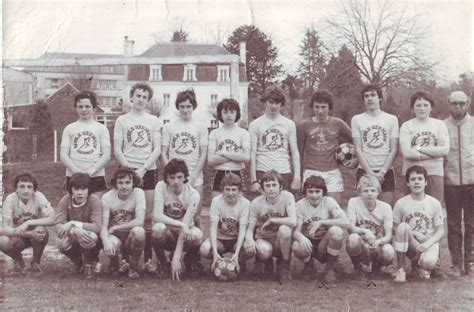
[1,160,443,284]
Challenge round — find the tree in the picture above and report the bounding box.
[68,74,94,90]
[29,99,54,155]
[224,25,282,95]
[457,72,473,97]
[319,45,364,122]
[171,28,188,42]
[297,27,325,94]
[325,0,435,87]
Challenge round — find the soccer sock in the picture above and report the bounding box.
[31,235,48,264]
[326,254,338,270]
[350,256,362,271]
[62,244,83,265]
[83,243,101,265]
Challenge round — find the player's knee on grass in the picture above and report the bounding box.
[328,226,344,243]
[277,225,292,241]
[380,244,395,264]
[256,239,273,261]
[292,240,311,261]
[346,233,363,256]
[199,239,212,258]
[419,244,439,271]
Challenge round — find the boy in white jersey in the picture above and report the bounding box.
[393,165,445,283]
[351,84,399,206]
[152,159,203,281]
[249,85,300,193]
[0,172,55,273]
[199,173,250,272]
[244,170,297,282]
[346,175,394,277]
[292,176,349,284]
[61,91,111,195]
[114,82,161,273]
[208,98,250,198]
[101,168,146,279]
[55,173,102,278]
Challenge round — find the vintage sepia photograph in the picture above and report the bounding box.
[1,0,473,310]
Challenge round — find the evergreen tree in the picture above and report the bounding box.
[297,27,325,94]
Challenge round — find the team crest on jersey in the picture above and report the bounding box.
[171,132,197,155]
[257,211,284,233]
[13,212,37,226]
[110,209,135,225]
[308,127,336,152]
[218,218,239,237]
[357,220,383,238]
[362,126,388,149]
[411,132,438,147]
[126,125,151,148]
[302,216,323,237]
[164,203,185,219]
[261,128,284,151]
[73,131,98,155]
[217,139,240,152]
[405,212,432,235]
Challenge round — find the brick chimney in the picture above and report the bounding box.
[124,36,134,57]
[239,41,246,67]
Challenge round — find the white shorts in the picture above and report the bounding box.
[303,168,344,193]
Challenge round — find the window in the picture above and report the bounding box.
[8,114,27,130]
[98,96,119,106]
[149,65,163,81]
[163,94,170,106]
[95,80,116,90]
[183,64,197,82]
[217,65,230,82]
[100,66,114,74]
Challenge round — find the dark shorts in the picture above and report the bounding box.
[356,168,395,192]
[310,239,328,263]
[66,176,107,193]
[113,230,131,245]
[134,169,158,191]
[212,170,242,191]
[256,170,292,190]
[219,239,238,253]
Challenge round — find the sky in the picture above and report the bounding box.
[2,0,473,84]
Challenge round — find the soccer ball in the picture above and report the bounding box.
[213,258,239,282]
[335,143,358,168]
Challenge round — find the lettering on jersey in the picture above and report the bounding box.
[126,125,152,148]
[411,131,438,147]
[170,132,197,155]
[110,209,135,226]
[261,128,284,151]
[302,216,323,238]
[72,131,98,155]
[217,139,240,152]
[164,203,186,219]
[356,220,383,238]
[218,218,239,237]
[256,211,285,234]
[405,212,432,235]
[362,125,388,149]
[13,212,37,226]
[308,127,337,152]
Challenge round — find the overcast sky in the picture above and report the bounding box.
[3,0,473,84]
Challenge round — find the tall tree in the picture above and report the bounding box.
[171,28,188,42]
[297,27,325,94]
[325,0,435,87]
[29,99,54,154]
[224,25,282,95]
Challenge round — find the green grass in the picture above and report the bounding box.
[2,157,474,310]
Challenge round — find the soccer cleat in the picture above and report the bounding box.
[430,267,444,279]
[322,268,337,284]
[128,267,140,279]
[93,262,102,274]
[28,263,43,274]
[192,257,206,276]
[118,259,130,273]
[155,260,171,279]
[84,264,93,279]
[447,266,462,278]
[394,268,406,283]
[418,269,430,280]
[13,259,26,274]
[333,258,347,274]
[408,261,420,279]
[144,259,156,275]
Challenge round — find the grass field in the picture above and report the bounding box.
[2,158,474,310]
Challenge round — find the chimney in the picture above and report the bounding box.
[124,36,134,57]
[239,41,246,67]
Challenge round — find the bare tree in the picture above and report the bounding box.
[67,74,94,91]
[325,0,436,87]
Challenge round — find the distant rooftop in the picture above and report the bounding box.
[140,43,231,58]
[38,52,124,59]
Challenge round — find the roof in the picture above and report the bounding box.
[38,52,124,60]
[140,43,231,58]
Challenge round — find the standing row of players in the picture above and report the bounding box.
[1,82,471,281]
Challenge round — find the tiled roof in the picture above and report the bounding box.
[38,52,124,59]
[140,43,231,58]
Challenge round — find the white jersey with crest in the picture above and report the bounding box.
[210,194,250,240]
[1,192,55,227]
[208,125,250,170]
[347,197,392,239]
[114,112,161,169]
[154,181,200,226]
[102,188,146,227]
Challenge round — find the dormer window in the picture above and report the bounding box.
[183,64,197,82]
[217,65,230,82]
[149,65,163,81]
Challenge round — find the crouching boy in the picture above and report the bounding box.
[244,170,297,282]
[292,176,349,284]
[101,168,146,279]
[0,172,55,274]
[55,173,103,278]
[346,175,394,277]
[152,159,203,281]
[199,173,250,272]
[393,165,445,282]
